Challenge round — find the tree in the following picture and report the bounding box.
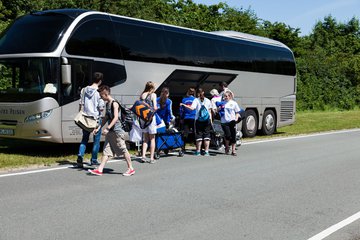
[296,16,360,110]
[261,21,301,55]
[0,0,359,111]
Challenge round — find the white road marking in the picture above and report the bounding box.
[243,128,360,145]
[0,166,70,178]
[1,128,359,179]
[307,211,360,240]
[0,159,123,178]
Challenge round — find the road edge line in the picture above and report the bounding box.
[307,211,360,240]
[1,129,359,178]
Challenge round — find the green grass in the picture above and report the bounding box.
[279,110,360,135]
[1,110,360,170]
[0,141,79,170]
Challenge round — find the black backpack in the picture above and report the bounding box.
[111,100,134,132]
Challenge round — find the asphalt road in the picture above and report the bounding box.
[1,129,360,240]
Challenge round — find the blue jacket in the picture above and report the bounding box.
[180,96,196,120]
[216,101,226,118]
[156,97,174,124]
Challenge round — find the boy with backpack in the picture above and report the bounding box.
[88,85,135,176]
[180,88,213,156]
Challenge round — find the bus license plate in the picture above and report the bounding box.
[0,129,14,135]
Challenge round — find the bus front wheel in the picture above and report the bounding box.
[242,109,258,138]
[261,109,276,135]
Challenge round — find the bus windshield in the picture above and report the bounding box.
[0,58,60,102]
[0,12,73,54]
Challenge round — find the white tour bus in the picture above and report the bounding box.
[0,9,296,143]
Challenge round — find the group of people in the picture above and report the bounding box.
[76,72,242,177]
[180,82,241,156]
[76,72,134,176]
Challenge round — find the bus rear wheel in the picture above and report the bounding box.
[261,109,276,135]
[242,109,258,138]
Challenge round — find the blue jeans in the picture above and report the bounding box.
[78,119,102,162]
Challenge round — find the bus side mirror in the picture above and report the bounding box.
[61,57,71,85]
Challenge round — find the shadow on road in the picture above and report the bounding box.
[0,138,79,158]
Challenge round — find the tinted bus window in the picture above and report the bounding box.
[113,21,167,63]
[253,45,277,74]
[163,28,194,65]
[192,32,221,68]
[0,14,72,54]
[220,39,254,72]
[107,16,296,76]
[66,19,121,59]
[278,50,296,75]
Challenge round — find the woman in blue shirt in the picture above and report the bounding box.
[156,87,174,129]
[179,87,196,141]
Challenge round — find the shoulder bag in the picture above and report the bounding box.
[74,88,98,132]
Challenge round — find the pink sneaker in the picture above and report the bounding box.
[122,168,135,176]
[88,169,103,176]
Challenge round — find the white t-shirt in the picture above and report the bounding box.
[221,99,240,123]
[190,97,213,120]
[211,95,222,111]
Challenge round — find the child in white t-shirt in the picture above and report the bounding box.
[218,90,240,156]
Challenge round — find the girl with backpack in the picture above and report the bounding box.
[180,88,213,156]
[139,81,158,164]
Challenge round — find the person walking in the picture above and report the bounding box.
[179,87,196,143]
[156,87,174,129]
[180,88,213,156]
[76,72,104,168]
[140,81,158,163]
[218,90,240,156]
[88,85,135,176]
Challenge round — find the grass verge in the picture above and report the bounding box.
[1,110,360,170]
[279,110,360,135]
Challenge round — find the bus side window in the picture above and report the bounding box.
[75,65,86,95]
[63,63,89,98]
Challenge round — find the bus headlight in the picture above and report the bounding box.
[24,110,52,123]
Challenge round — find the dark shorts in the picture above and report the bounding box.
[195,120,211,141]
[221,121,237,144]
[181,119,195,138]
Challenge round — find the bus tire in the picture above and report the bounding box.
[261,109,276,135]
[242,109,258,138]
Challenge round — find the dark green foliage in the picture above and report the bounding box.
[296,15,360,110]
[0,1,359,111]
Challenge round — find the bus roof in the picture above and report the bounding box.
[211,31,290,50]
[28,9,293,52]
[31,8,89,19]
[97,10,292,51]
[0,8,293,58]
